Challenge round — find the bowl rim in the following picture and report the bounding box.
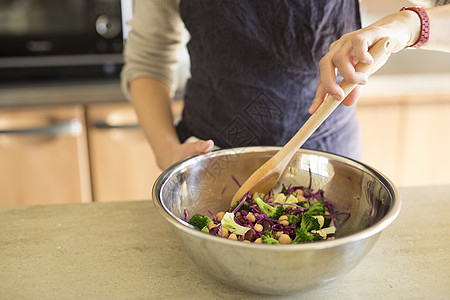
[152,146,402,250]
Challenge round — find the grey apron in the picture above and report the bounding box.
[177,0,362,159]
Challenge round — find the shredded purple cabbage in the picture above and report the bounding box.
[185,175,350,244]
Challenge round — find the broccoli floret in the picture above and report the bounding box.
[221,212,250,236]
[300,213,321,232]
[304,201,325,216]
[230,200,251,213]
[292,227,323,243]
[254,197,285,219]
[261,232,280,244]
[271,205,285,219]
[287,214,299,225]
[292,213,324,243]
[188,214,212,231]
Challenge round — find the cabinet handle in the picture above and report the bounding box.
[0,119,82,137]
[93,121,140,130]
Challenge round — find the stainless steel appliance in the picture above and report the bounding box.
[0,0,126,81]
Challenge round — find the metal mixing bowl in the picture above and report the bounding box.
[153,147,401,295]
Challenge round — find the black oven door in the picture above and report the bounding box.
[0,0,123,72]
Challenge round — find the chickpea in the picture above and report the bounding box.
[254,238,263,244]
[236,212,242,218]
[246,212,256,223]
[218,227,229,238]
[297,195,306,202]
[278,215,288,222]
[228,233,238,240]
[254,223,263,233]
[243,240,251,243]
[278,215,289,227]
[278,234,291,244]
[276,231,283,237]
[295,189,304,196]
[215,211,225,222]
[207,223,216,230]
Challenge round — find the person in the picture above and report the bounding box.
[121,0,450,171]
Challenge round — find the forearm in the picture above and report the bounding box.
[130,76,180,168]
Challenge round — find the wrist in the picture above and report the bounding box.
[400,6,430,48]
[153,141,180,170]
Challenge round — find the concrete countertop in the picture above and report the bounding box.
[1,185,449,299]
[0,79,126,107]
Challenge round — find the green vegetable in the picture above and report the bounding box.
[254,197,285,219]
[261,232,280,244]
[292,227,322,243]
[221,212,250,235]
[188,214,212,231]
[292,214,324,243]
[287,214,299,225]
[300,214,321,232]
[230,200,251,213]
[306,201,325,216]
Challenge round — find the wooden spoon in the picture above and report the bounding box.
[230,37,392,207]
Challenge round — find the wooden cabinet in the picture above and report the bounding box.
[0,105,91,206]
[0,99,183,206]
[400,100,450,186]
[86,103,161,202]
[356,93,450,187]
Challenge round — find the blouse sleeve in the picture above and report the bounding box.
[120,0,185,99]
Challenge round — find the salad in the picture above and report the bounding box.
[184,184,349,244]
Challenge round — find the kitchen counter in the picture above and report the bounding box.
[0,79,126,107]
[1,185,449,299]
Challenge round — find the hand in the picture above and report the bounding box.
[156,139,215,170]
[309,10,421,114]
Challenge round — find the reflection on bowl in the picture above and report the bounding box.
[153,147,401,295]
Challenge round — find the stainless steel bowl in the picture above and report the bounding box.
[153,147,401,295]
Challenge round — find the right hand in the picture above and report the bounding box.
[156,139,215,170]
[309,10,419,114]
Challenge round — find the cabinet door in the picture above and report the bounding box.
[0,105,91,206]
[86,103,162,202]
[356,103,403,184]
[400,102,450,186]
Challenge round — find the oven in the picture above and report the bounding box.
[0,0,131,81]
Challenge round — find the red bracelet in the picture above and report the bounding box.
[400,6,430,48]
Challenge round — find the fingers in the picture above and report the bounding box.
[352,35,374,65]
[198,140,214,154]
[342,85,364,107]
[309,80,327,114]
[158,139,214,170]
[318,52,344,102]
[182,139,214,158]
[316,30,381,112]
